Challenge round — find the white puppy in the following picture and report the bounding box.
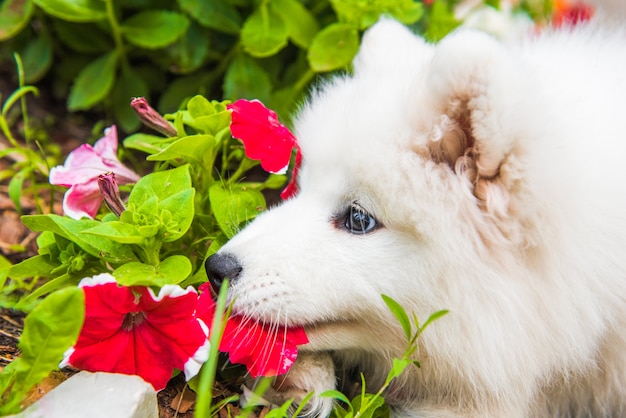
[206,17,626,417]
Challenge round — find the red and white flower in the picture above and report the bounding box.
[60,274,209,391]
[196,283,308,377]
[49,126,140,219]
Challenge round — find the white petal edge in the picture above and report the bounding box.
[78,273,118,288]
[59,346,75,369]
[183,333,210,381]
[149,284,198,302]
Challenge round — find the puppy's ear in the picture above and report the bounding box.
[353,18,431,75]
[421,31,532,245]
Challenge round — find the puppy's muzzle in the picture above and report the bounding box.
[205,252,242,292]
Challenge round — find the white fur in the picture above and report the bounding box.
[215,18,626,417]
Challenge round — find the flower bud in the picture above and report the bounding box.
[98,172,126,217]
[130,97,177,137]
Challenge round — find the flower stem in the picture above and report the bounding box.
[195,279,230,417]
[103,0,129,70]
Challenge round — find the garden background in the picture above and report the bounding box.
[0,0,584,417]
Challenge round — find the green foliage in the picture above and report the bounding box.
[0,287,84,414]
[323,296,448,418]
[0,1,539,415]
[0,0,471,132]
[0,54,58,220]
[4,95,284,311]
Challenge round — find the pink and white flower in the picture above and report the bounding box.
[60,274,209,391]
[49,126,140,219]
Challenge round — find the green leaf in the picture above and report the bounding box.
[22,33,54,83]
[146,135,216,164]
[113,255,192,286]
[385,357,413,384]
[158,72,207,114]
[1,84,39,117]
[223,53,272,102]
[15,273,82,310]
[420,309,449,333]
[177,0,242,34]
[159,189,195,242]
[308,23,359,72]
[8,167,31,215]
[111,68,148,132]
[33,0,106,22]
[381,294,412,341]
[0,254,11,288]
[263,173,287,190]
[425,0,460,42]
[209,183,266,238]
[351,393,388,418]
[20,215,138,263]
[53,20,112,53]
[0,287,84,414]
[241,3,289,58]
[320,389,352,407]
[390,1,424,25]
[272,0,319,48]
[68,51,118,111]
[0,0,34,41]
[128,166,195,242]
[82,221,146,244]
[129,165,192,206]
[8,255,59,279]
[161,21,209,74]
[121,10,190,49]
[330,0,423,29]
[124,133,175,155]
[187,95,215,118]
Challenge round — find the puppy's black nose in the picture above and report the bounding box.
[205,253,242,292]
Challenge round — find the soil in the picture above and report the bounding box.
[0,70,272,417]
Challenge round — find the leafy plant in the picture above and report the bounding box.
[0,0,468,133]
[323,297,448,418]
[0,286,84,414]
[0,54,57,218]
[3,95,286,312]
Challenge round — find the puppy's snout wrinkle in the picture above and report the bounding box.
[205,253,242,292]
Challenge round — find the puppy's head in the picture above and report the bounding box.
[206,19,543,358]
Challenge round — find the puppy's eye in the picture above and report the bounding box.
[344,205,377,234]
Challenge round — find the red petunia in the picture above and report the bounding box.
[227,99,302,199]
[279,148,301,200]
[196,283,308,377]
[553,0,593,27]
[60,274,209,391]
[228,99,296,174]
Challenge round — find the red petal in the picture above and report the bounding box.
[228,100,298,174]
[65,277,209,390]
[280,148,302,200]
[196,282,308,377]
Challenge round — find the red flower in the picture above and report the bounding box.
[60,274,209,391]
[280,148,301,200]
[553,0,593,26]
[227,99,300,176]
[197,283,308,377]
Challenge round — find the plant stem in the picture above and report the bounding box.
[194,279,230,417]
[103,0,129,70]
